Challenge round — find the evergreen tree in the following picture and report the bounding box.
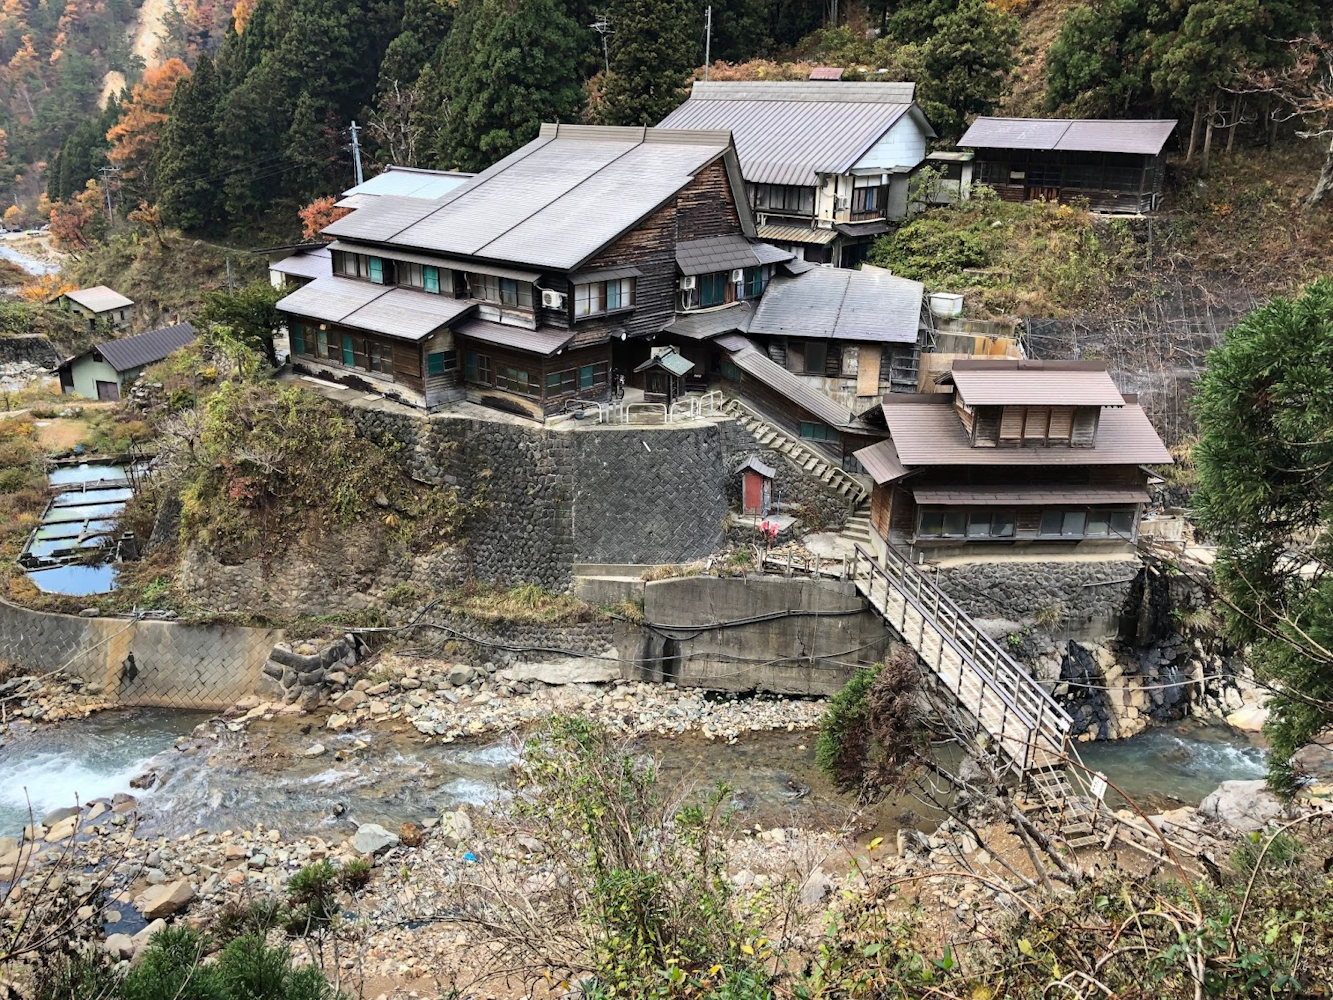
[375,0,455,94]
[598,0,696,126]
[1192,278,1333,796]
[285,90,342,202]
[1044,0,1166,117]
[886,0,958,44]
[156,54,223,231]
[916,0,1019,138]
[425,0,586,171]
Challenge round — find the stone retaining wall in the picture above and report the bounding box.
[933,559,1142,633]
[0,334,61,368]
[0,598,281,709]
[399,611,624,670]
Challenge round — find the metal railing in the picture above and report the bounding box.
[850,542,1074,775]
[621,402,668,425]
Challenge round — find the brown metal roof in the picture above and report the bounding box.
[853,438,910,485]
[910,485,1149,506]
[958,117,1176,156]
[453,317,574,356]
[882,395,1171,466]
[939,359,1124,407]
[809,67,844,80]
[727,345,853,427]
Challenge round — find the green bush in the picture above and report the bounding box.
[814,663,882,789]
[0,465,37,493]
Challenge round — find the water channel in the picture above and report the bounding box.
[0,237,59,277]
[0,706,1268,842]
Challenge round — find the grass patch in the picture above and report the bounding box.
[0,418,51,604]
[450,582,598,625]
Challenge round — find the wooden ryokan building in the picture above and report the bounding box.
[854,360,1172,560]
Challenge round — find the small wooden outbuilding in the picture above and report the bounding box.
[737,456,776,515]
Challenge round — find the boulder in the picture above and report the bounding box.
[104,933,135,961]
[352,823,400,856]
[438,809,474,848]
[1225,704,1269,733]
[131,918,166,959]
[799,869,835,908]
[447,664,476,687]
[1198,779,1289,833]
[44,815,80,842]
[136,879,196,920]
[42,806,80,827]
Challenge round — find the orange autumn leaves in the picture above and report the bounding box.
[106,59,191,187]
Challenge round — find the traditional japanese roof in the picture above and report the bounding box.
[275,275,473,341]
[676,235,765,276]
[958,117,1177,156]
[269,247,331,280]
[62,286,133,313]
[880,395,1172,466]
[453,317,573,356]
[756,223,838,245]
[634,349,694,376]
[659,81,933,186]
[750,267,923,343]
[81,322,196,373]
[714,332,759,353]
[736,456,777,478]
[342,165,474,200]
[910,485,1150,505]
[726,344,853,428]
[664,302,753,340]
[324,124,753,271]
[937,360,1125,407]
[853,438,910,485]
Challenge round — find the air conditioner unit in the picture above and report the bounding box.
[540,288,566,309]
[680,275,696,290]
[730,268,744,283]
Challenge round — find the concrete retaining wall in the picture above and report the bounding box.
[0,599,282,709]
[634,575,893,696]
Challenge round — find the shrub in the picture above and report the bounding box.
[816,647,923,800]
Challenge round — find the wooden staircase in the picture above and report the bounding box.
[722,398,869,503]
[848,543,1099,845]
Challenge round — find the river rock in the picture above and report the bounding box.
[1225,704,1269,733]
[136,879,196,919]
[303,743,326,758]
[448,665,476,687]
[131,919,166,958]
[44,815,79,842]
[799,869,835,908]
[438,809,474,848]
[104,933,135,961]
[1198,779,1289,833]
[42,806,80,827]
[0,836,17,857]
[352,823,400,856]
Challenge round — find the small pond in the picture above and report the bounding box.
[18,462,139,595]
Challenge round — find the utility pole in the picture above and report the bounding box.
[704,6,712,80]
[590,13,612,76]
[349,121,364,187]
[98,165,119,219]
[225,256,234,291]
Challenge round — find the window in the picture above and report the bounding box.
[471,273,532,309]
[574,282,605,317]
[751,183,816,215]
[341,333,354,367]
[803,341,827,375]
[1040,510,1086,537]
[919,509,1014,538]
[546,370,575,394]
[851,186,883,215]
[700,272,730,308]
[427,350,456,375]
[424,266,440,293]
[471,274,499,302]
[742,266,767,299]
[290,322,305,356]
[399,261,443,293]
[606,278,632,310]
[368,340,393,375]
[496,365,535,395]
[799,421,839,443]
[316,328,329,359]
[368,257,384,284]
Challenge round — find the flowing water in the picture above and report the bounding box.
[0,706,1268,842]
[0,240,58,277]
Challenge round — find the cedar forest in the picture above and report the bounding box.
[1,0,1331,241]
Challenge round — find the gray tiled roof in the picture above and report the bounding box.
[726,344,852,428]
[275,275,473,341]
[342,165,474,200]
[751,242,795,266]
[664,302,753,340]
[881,395,1172,466]
[93,322,195,372]
[324,124,752,272]
[453,317,574,356]
[64,286,134,313]
[270,247,331,280]
[959,117,1177,156]
[634,350,694,376]
[749,267,923,343]
[658,81,931,186]
[676,235,764,275]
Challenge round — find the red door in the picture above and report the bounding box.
[743,473,763,514]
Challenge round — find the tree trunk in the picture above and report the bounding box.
[1186,98,1203,163]
[1226,94,1239,154]
[1303,136,1333,210]
[1202,89,1218,175]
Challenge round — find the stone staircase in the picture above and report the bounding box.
[840,507,873,550]
[722,398,868,503]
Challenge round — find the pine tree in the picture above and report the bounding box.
[425,0,586,171]
[285,90,341,203]
[156,54,224,231]
[597,0,696,126]
[375,0,455,94]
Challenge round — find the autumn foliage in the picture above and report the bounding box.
[298,197,350,241]
[107,60,192,192]
[19,273,76,303]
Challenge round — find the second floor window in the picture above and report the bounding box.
[742,266,766,299]
[575,278,636,318]
[851,185,884,216]
[399,262,444,293]
[471,274,533,309]
[751,183,815,215]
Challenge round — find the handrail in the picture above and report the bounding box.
[872,542,1072,726]
[850,546,1064,772]
[721,396,868,499]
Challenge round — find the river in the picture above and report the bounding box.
[0,237,59,277]
[0,706,1267,841]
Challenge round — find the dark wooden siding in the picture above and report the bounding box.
[456,338,611,417]
[675,158,741,240]
[870,483,892,541]
[972,149,1163,213]
[571,200,678,348]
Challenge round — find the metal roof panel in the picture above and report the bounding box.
[94,322,196,372]
[911,485,1149,505]
[749,267,922,343]
[453,317,573,356]
[339,289,475,341]
[270,248,331,280]
[64,286,134,312]
[942,360,1125,406]
[727,345,852,427]
[275,275,390,325]
[959,117,1176,156]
